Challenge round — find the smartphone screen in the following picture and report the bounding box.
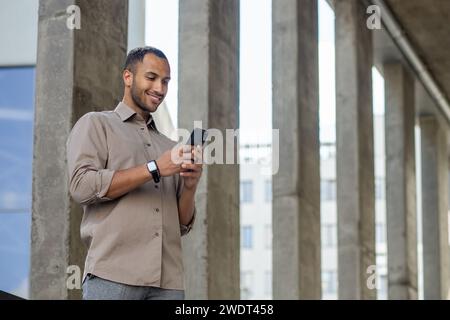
[184,128,207,171]
[187,128,208,146]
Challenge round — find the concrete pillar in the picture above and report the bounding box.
[178,0,240,299]
[31,0,127,299]
[335,0,376,300]
[272,0,320,299]
[420,115,449,299]
[384,63,418,299]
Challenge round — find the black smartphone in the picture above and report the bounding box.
[184,128,208,172]
[187,128,208,146]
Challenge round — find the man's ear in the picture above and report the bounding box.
[123,69,133,87]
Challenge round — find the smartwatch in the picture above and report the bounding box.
[147,160,161,183]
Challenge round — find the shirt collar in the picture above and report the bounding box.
[115,101,135,122]
[114,101,159,132]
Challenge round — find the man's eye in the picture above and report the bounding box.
[147,77,155,80]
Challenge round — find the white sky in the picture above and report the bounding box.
[145,0,385,145]
[145,0,179,125]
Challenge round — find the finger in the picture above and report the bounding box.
[181,164,202,172]
[181,153,193,161]
[190,153,202,164]
[191,152,202,163]
[181,144,192,152]
[192,149,203,164]
[192,156,202,164]
[192,147,203,157]
[180,171,201,178]
[182,149,195,156]
[180,159,195,166]
[181,163,202,172]
[172,148,184,164]
[177,145,191,157]
[181,158,194,165]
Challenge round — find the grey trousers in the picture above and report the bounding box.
[82,274,185,300]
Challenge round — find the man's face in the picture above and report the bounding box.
[127,53,171,113]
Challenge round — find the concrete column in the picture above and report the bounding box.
[272,0,320,299]
[420,115,449,299]
[384,63,417,299]
[178,0,240,299]
[335,0,376,300]
[31,0,127,299]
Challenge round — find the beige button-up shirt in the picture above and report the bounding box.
[66,102,194,290]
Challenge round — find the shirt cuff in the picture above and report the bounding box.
[95,168,115,201]
[180,207,196,236]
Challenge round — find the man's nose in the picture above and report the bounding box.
[152,80,164,95]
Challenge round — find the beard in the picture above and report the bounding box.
[130,81,154,113]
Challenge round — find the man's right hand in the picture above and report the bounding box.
[156,145,194,177]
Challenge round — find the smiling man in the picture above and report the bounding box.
[66,46,202,300]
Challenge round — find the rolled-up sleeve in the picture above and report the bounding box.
[176,173,196,236]
[67,113,115,206]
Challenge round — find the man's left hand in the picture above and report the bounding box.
[180,145,203,190]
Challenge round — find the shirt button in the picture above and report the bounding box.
[155,185,159,189]
[155,208,160,212]
[155,232,159,237]
[146,143,151,147]
[140,127,145,131]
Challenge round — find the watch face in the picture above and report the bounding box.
[149,161,157,172]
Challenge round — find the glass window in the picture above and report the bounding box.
[0,67,35,299]
[240,271,253,299]
[376,223,385,244]
[264,180,271,202]
[264,270,272,296]
[264,224,272,249]
[242,225,253,249]
[0,213,31,297]
[322,270,337,295]
[322,223,336,248]
[378,274,387,300]
[240,180,253,203]
[321,179,336,201]
[375,178,385,200]
[320,144,336,160]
